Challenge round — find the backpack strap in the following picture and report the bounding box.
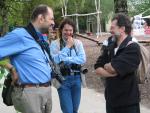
[126,41,135,47]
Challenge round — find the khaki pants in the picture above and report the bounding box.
[12,86,52,113]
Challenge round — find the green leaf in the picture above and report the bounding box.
[0,67,6,80]
[0,58,9,67]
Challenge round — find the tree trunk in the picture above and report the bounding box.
[1,11,9,36]
[114,0,128,14]
[0,0,9,36]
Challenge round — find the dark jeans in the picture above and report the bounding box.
[57,75,81,113]
[106,103,140,113]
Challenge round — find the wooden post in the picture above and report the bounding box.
[76,15,79,33]
[60,0,68,18]
[95,0,101,38]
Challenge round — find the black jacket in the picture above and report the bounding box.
[95,36,141,107]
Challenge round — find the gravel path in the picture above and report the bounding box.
[0,87,150,113]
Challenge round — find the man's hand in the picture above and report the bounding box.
[95,67,117,77]
[104,63,116,74]
[4,63,18,85]
[9,67,18,85]
[66,36,74,48]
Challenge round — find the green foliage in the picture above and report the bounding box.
[100,0,114,21]
[80,0,95,13]
[5,0,150,30]
[21,0,61,25]
[128,0,150,17]
[0,59,9,67]
[0,0,61,27]
[66,0,102,14]
[8,1,24,26]
[0,67,6,80]
[0,0,115,32]
[0,0,25,34]
[0,59,9,80]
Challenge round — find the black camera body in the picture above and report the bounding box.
[59,62,88,75]
[80,67,88,74]
[51,70,65,84]
[59,62,71,76]
[71,64,88,74]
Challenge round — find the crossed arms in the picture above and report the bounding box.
[95,62,117,77]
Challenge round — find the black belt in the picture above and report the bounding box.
[14,81,51,88]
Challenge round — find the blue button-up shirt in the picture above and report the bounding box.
[50,39,86,66]
[0,28,51,84]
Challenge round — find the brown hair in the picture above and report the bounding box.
[31,4,50,21]
[58,18,76,38]
[112,13,132,35]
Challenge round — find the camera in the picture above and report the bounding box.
[80,67,88,74]
[59,61,70,75]
[58,62,88,76]
[51,70,65,84]
[71,63,88,74]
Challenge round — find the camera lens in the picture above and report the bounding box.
[82,68,88,74]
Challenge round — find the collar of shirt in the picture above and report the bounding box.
[36,31,44,41]
[36,30,48,41]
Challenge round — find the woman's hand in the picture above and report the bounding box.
[66,36,74,48]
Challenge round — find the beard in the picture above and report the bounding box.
[114,32,121,39]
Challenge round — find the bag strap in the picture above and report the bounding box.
[126,41,135,47]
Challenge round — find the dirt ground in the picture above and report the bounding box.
[78,34,150,108]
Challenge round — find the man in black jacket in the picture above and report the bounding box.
[94,13,141,113]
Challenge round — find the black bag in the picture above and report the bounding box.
[2,73,14,106]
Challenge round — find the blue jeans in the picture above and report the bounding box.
[57,75,81,113]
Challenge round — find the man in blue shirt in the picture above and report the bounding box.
[0,4,54,113]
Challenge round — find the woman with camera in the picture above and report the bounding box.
[50,18,86,113]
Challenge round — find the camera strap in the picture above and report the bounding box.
[24,23,65,84]
[60,38,78,56]
[24,23,54,68]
